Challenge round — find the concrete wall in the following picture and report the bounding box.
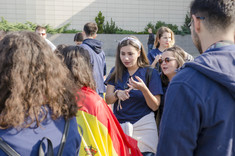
[48,34,199,57]
[0,0,191,32]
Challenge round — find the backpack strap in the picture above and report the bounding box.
[0,138,20,156]
[0,120,70,156]
[145,67,154,88]
[39,119,70,156]
[38,137,54,156]
[57,119,70,156]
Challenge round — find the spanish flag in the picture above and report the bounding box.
[76,87,142,156]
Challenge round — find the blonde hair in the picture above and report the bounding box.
[154,26,175,48]
[161,46,187,85]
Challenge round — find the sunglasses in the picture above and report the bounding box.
[158,57,176,65]
[188,16,205,28]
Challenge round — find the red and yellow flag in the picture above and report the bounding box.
[76,87,142,156]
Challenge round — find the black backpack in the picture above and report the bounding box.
[0,120,70,156]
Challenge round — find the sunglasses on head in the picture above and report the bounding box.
[158,57,176,65]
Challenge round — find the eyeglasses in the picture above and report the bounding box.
[188,16,205,28]
[158,57,176,65]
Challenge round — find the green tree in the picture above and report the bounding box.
[95,11,105,34]
[180,12,191,35]
[103,18,119,34]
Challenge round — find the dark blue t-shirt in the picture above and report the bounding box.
[105,67,163,124]
[147,48,162,72]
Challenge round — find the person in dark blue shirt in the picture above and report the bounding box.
[156,46,193,132]
[105,36,163,156]
[157,0,235,156]
[0,31,81,155]
[147,27,175,72]
[147,28,155,53]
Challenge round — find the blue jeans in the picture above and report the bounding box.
[148,44,153,53]
[142,152,155,156]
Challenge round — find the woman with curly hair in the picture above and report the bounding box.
[0,31,81,155]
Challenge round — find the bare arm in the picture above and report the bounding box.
[105,84,117,104]
[128,76,161,111]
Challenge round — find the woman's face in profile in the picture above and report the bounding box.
[160,51,178,80]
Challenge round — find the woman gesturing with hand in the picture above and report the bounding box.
[105,36,163,156]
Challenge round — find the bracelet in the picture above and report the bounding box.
[114,90,119,99]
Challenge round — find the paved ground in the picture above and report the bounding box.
[106,56,116,74]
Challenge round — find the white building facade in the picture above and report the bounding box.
[0,0,192,32]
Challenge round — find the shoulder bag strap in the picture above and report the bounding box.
[0,138,21,156]
[145,67,154,88]
[57,119,70,156]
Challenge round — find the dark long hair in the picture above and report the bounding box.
[0,31,78,129]
[58,45,96,90]
[107,36,149,83]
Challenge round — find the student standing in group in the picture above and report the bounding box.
[105,36,163,156]
[80,22,106,98]
[35,25,56,51]
[74,32,84,45]
[147,28,155,53]
[147,27,175,72]
[156,46,192,131]
[157,0,235,155]
[57,45,142,156]
[0,31,81,155]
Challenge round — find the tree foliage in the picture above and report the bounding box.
[95,11,105,34]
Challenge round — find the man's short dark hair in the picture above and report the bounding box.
[83,22,98,37]
[190,0,235,32]
[35,25,46,32]
[74,32,84,42]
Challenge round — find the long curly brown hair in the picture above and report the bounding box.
[0,31,78,129]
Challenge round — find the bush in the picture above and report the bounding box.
[144,22,155,34]
[103,18,119,34]
[155,21,167,31]
[95,11,105,34]
[0,17,72,34]
[154,21,180,34]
